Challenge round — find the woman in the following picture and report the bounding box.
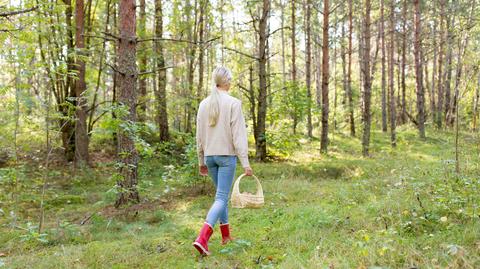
[193,66,253,256]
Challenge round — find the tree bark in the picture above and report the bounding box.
[255,0,270,161]
[380,0,387,132]
[414,0,426,139]
[430,0,438,123]
[361,0,372,157]
[436,0,446,128]
[62,0,76,162]
[281,0,286,94]
[185,0,198,133]
[74,0,90,166]
[474,72,480,131]
[305,0,313,138]
[347,0,355,137]
[320,0,329,153]
[115,0,140,208]
[444,13,454,126]
[137,0,147,123]
[400,0,407,124]
[291,0,298,133]
[155,0,169,141]
[388,0,396,146]
[197,0,207,105]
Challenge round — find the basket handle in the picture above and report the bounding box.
[232,174,263,197]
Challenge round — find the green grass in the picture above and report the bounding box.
[1,128,479,268]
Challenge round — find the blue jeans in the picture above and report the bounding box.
[205,155,237,227]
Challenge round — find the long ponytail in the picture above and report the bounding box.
[208,66,232,126]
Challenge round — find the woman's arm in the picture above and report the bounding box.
[231,100,250,169]
[196,107,205,167]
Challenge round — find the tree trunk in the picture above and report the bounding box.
[388,0,396,146]
[380,0,387,132]
[115,0,139,208]
[414,0,426,139]
[341,5,348,126]
[185,0,198,133]
[474,73,480,131]
[137,0,147,123]
[305,0,313,138]
[315,32,322,107]
[196,0,207,113]
[155,0,169,141]
[281,0,286,94]
[74,0,90,166]
[347,0,355,137]
[320,0,329,153]
[291,0,298,134]
[62,0,76,162]
[361,0,372,157]
[444,14,454,127]
[255,0,270,161]
[430,0,438,123]
[436,0,445,128]
[112,1,118,149]
[399,0,407,124]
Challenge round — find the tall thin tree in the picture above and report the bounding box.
[155,0,169,141]
[388,0,396,146]
[115,0,140,208]
[320,0,330,153]
[361,0,372,157]
[305,0,313,137]
[414,0,426,139]
[74,0,89,165]
[347,0,355,136]
[380,0,387,132]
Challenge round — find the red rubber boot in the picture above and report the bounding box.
[193,223,213,256]
[220,223,233,245]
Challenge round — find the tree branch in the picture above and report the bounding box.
[138,66,174,76]
[223,47,259,60]
[137,36,220,45]
[0,6,37,17]
[106,62,125,76]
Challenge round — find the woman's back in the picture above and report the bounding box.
[196,91,249,168]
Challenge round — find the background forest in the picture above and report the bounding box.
[0,0,479,268]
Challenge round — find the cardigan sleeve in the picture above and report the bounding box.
[196,105,205,166]
[231,100,250,168]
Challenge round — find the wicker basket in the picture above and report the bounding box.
[231,174,264,209]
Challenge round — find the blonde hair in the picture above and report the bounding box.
[208,66,232,126]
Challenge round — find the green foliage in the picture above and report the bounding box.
[1,128,480,268]
[18,223,48,245]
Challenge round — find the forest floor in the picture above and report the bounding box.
[1,127,479,268]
